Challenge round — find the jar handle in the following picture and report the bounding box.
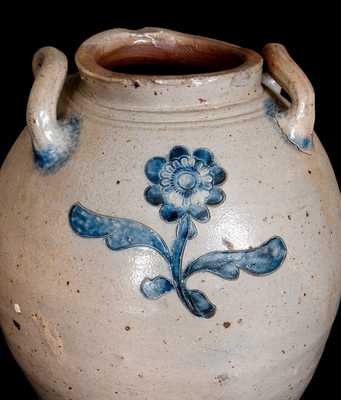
[262,43,315,154]
[26,47,79,172]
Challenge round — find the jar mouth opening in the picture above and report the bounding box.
[75,28,262,82]
[97,42,245,76]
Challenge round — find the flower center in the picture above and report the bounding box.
[177,172,197,190]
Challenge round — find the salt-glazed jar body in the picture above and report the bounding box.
[0,28,340,400]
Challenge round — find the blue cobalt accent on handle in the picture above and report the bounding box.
[33,115,80,173]
[69,146,287,319]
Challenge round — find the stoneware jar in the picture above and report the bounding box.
[0,28,340,400]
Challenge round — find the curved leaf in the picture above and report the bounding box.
[140,276,174,299]
[184,236,287,280]
[69,203,171,261]
[185,289,216,319]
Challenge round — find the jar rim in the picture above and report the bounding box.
[75,27,262,83]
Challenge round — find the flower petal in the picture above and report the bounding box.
[209,165,226,185]
[165,191,184,208]
[160,204,184,222]
[164,163,175,173]
[144,185,164,206]
[193,148,214,165]
[145,157,166,184]
[171,159,182,169]
[206,188,225,205]
[197,163,211,177]
[180,157,189,167]
[160,178,171,187]
[191,190,210,205]
[169,146,189,160]
[189,204,210,222]
[200,180,213,191]
[160,170,173,179]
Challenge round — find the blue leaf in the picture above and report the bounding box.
[183,236,287,280]
[140,276,174,299]
[186,289,216,319]
[69,203,171,261]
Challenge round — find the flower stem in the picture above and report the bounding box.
[170,214,195,313]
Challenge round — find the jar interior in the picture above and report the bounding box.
[96,42,246,76]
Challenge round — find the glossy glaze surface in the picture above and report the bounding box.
[0,28,340,400]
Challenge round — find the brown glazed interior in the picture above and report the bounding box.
[97,42,246,75]
[75,28,262,81]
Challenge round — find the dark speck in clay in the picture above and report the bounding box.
[13,320,21,330]
[215,374,229,385]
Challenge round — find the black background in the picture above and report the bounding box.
[0,6,339,399]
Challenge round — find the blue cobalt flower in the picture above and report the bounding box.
[70,144,287,319]
[144,146,226,222]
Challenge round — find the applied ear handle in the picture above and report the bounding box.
[26,47,79,173]
[262,43,315,154]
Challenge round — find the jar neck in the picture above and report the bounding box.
[74,28,264,112]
